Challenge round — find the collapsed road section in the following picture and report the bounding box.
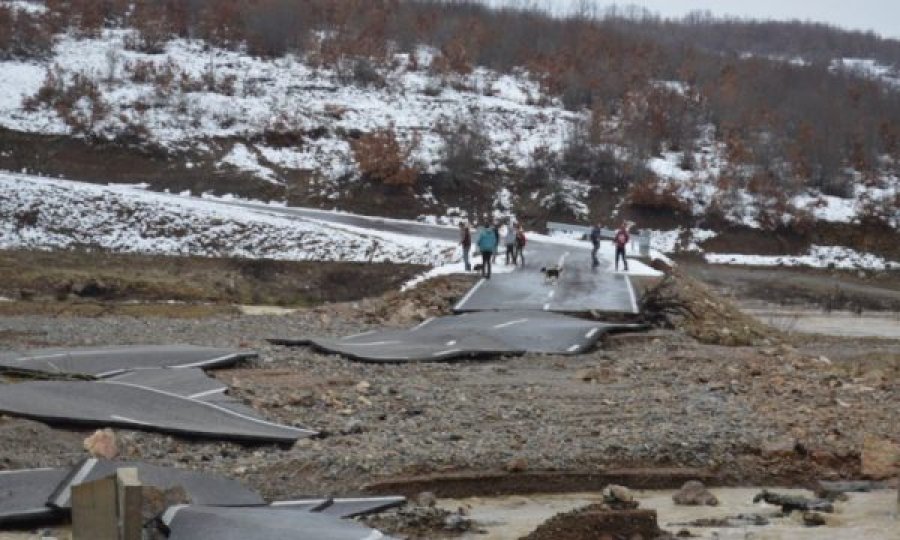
[0,379,313,443]
[0,345,255,377]
[271,310,643,363]
[163,505,393,540]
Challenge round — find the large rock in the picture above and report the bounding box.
[861,435,900,479]
[83,428,118,459]
[672,480,719,506]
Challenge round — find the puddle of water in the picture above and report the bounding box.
[744,308,900,339]
[237,305,299,316]
[439,488,899,540]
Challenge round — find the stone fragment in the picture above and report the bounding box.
[84,428,119,460]
[672,480,719,506]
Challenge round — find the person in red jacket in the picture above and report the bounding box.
[614,222,630,272]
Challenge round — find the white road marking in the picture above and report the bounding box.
[543,303,551,310]
[189,387,228,399]
[567,344,580,352]
[53,457,98,507]
[445,340,457,346]
[586,328,600,338]
[432,348,461,357]
[111,414,151,425]
[272,496,404,506]
[352,340,402,347]
[492,318,528,329]
[99,380,315,435]
[342,330,376,340]
[547,290,555,298]
[411,318,435,331]
[624,275,639,314]
[171,353,249,369]
[0,467,57,474]
[558,251,570,269]
[453,278,486,310]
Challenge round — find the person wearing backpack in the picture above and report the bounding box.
[514,223,527,266]
[614,221,630,272]
[590,223,603,268]
[477,221,498,278]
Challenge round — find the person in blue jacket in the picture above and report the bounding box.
[476,221,498,278]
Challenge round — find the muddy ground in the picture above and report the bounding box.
[0,259,896,538]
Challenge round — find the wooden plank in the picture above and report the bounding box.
[117,467,143,540]
[72,475,118,540]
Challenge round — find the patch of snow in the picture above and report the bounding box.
[832,58,900,89]
[0,172,456,266]
[705,245,898,271]
[1,0,47,14]
[219,144,279,184]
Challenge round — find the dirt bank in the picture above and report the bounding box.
[0,249,426,309]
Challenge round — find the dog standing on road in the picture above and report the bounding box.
[540,265,562,284]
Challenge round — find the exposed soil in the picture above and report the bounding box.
[678,259,900,312]
[0,249,426,308]
[521,506,668,540]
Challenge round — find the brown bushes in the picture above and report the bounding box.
[627,178,691,215]
[351,127,419,188]
[23,67,108,134]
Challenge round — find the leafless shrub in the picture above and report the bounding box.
[351,127,419,188]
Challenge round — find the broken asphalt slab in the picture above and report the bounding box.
[48,458,265,510]
[271,496,407,518]
[270,310,643,363]
[0,345,255,378]
[0,380,314,443]
[163,505,393,540]
[0,468,70,526]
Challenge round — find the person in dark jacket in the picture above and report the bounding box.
[514,223,527,266]
[590,223,602,268]
[491,221,501,264]
[477,222,498,278]
[614,221,630,272]
[459,221,472,271]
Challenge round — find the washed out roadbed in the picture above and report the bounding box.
[0,277,895,509]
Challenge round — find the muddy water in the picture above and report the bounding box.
[744,307,900,339]
[439,488,899,540]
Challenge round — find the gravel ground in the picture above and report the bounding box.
[0,295,896,502]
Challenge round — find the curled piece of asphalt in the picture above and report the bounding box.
[270,310,643,363]
[0,468,70,526]
[0,380,314,443]
[163,505,393,540]
[48,458,265,510]
[0,345,256,378]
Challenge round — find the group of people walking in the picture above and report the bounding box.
[459,219,632,279]
[458,219,526,279]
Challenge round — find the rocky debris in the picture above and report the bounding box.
[362,503,473,538]
[802,511,827,527]
[505,457,528,473]
[575,366,615,383]
[313,275,474,327]
[415,491,437,508]
[142,485,192,539]
[752,490,834,513]
[672,480,719,506]
[521,505,672,540]
[603,485,638,510]
[673,513,770,527]
[83,428,119,459]
[861,435,900,479]
[639,271,779,346]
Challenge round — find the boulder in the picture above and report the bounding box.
[672,480,719,506]
[84,428,119,459]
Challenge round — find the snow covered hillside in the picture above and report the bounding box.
[0,29,576,185]
[0,172,454,265]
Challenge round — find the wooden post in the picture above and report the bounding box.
[72,467,143,540]
[116,468,142,540]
